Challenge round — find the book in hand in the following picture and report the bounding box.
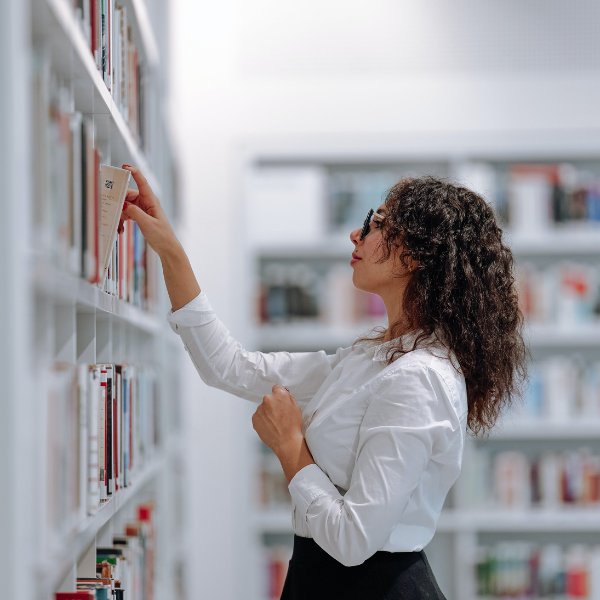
[99,165,130,284]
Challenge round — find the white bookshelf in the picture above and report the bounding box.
[244,148,600,600]
[0,0,186,599]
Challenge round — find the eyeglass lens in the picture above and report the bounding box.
[360,208,374,240]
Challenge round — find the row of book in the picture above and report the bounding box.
[32,54,157,312]
[72,1,147,145]
[522,357,600,420]
[517,262,600,326]
[46,362,159,547]
[507,163,600,232]
[475,542,600,599]
[459,448,600,510]
[257,262,387,325]
[258,446,291,507]
[325,163,600,233]
[55,502,155,600]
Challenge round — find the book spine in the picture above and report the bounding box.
[77,364,88,522]
[117,225,125,299]
[113,365,118,492]
[93,149,101,284]
[99,367,107,501]
[115,367,121,490]
[123,367,129,486]
[70,113,83,276]
[88,366,100,513]
[106,365,113,495]
[90,0,97,60]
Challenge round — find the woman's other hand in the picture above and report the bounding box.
[252,385,315,483]
[118,165,179,258]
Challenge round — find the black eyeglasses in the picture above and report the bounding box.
[360,208,386,240]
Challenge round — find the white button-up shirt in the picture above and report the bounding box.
[167,292,468,567]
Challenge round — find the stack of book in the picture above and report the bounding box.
[32,54,157,312]
[516,261,600,326]
[257,261,387,326]
[72,1,147,146]
[459,447,600,510]
[45,362,160,547]
[475,541,600,599]
[258,444,291,507]
[55,502,156,600]
[508,163,600,232]
[521,357,600,420]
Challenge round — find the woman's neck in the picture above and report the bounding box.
[380,281,411,343]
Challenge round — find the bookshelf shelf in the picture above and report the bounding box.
[526,324,600,348]
[253,322,383,351]
[254,228,600,262]
[37,0,162,195]
[436,508,600,532]
[253,508,292,533]
[488,418,600,440]
[42,457,166,594]
[252,507,600,534]
[32,255,161,334]
[254,322,600,351]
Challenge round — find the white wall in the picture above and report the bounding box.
[168,2,600,598]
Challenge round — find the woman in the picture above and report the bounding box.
[119,166,528,600]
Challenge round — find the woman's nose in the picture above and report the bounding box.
[350,227,362,246]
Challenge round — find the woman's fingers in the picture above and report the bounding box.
[121,200,153,230]
[125,188,140,203]
[122,164,153,198]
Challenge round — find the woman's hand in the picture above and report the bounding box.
[118,165,179,258]
[252,385,315,484]
[119,164,201,312]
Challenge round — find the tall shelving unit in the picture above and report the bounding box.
[0,0,186,599]
[242,139,600,600]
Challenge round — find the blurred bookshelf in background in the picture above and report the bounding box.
[245,155,600,600]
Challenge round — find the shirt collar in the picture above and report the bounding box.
[356,328,423,362]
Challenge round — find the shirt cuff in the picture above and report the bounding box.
[288,463,337,533]
[166,291,216,334]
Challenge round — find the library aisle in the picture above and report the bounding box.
[4,0,600,599]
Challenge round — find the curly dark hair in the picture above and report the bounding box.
[353,176,529,436]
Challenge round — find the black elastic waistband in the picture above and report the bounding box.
[291,535,423,567]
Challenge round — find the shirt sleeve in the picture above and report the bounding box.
[166,292,353,405]
[287,364,463,567]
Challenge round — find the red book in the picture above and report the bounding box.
[101,367,107,497]
[113,378,118,491]
[56,593,95,599]
[90,0,96,58]
[93,150,101,283]
[118,228,123,298]
[129,377,133,471]
[128,220,134,302]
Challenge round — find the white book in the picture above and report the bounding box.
[116,370,122,491]
[121,221,128,300]
[122,366,130,487]
[88,366,100,513]
[69,112,83,276]
[106,365,114,495]
[99,164,130,284]
[77,364,89,522]
[99,367,107,501]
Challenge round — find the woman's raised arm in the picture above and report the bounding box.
[119,164,201,312]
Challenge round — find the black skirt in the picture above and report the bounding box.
[280,535,448,600]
